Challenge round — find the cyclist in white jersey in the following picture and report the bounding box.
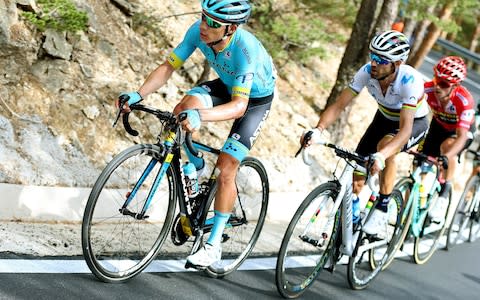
[302,30,429,235]
[117,0,276,267]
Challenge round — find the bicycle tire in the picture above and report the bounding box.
[275,182,340,299]
[203,157,269,278]
[373,176,414,270]
[348,189,403,290]
[468,187,480,242]
[82,144,177,283]
[446,176,479,249]
[413,187,452,264]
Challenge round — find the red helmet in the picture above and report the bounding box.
[433,56,467,84]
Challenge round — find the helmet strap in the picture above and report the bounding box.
[376,62,397,81]
[207,25,233,47]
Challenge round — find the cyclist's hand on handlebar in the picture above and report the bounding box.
[437,155,449,170]
[116,91,143,113]
[300,128,323,148]
[369,152,386,175]
[179,109,201,132]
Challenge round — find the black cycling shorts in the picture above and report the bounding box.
[356,110,429,157]
[187,78,273,161]
[418,117,475,158]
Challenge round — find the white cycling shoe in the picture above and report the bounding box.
[186,243,222,268]
[428,196,449,222]
[363,209,389,237]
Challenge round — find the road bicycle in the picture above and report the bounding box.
[275,137,403,298]
[81,101,269,283]
[381,151,452,267]
[446,149,480,248]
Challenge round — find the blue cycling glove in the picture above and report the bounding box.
[181,109,202,130]
[119,91,143,106]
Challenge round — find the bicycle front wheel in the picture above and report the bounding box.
[82,144,177,283]
[413,187,452,264]
[374,176,414,270]
[204,157,269,278]
[275,182,340,299]
[447,176,479,249]
[348,189,403,290]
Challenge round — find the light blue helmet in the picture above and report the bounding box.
[201,0,251,24]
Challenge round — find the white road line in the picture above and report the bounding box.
[0,236,468,274]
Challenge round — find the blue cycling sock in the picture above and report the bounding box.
[375,193,390,212]
[207,210,231,247]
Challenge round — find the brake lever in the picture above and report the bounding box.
[295,130,313,157]
[113,95,129,127]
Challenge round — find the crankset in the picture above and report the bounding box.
[171,213,189,245]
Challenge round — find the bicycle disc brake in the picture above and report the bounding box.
[171,213,188,245]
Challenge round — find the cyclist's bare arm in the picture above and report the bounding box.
[379,108,415,158]
[316,88,356,130]
[138,61,176,98]
[444,127,469,158]
[198,96,248,122]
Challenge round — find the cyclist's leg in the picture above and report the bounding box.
[363,115,428,233]
[187,90,273,267]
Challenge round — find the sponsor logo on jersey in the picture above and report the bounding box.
[232,133,241,140]
[236,73,255,84]
[401,74,414,85]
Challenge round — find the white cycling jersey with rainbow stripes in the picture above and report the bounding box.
[349,63,429,121]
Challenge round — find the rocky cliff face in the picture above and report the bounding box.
[0,0,377,192]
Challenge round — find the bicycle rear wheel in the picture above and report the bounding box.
[468,191,480,242]
[413,187,451,264]
[446,176,479,249]
[82,144,177,283]
[348,189,403,290]
[204,157,269,278]
[275,182,340,299]
[373,177,414,270]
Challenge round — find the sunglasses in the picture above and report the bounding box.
[433,77,453,89]
[201,13,229,29]
[369,53,391,65]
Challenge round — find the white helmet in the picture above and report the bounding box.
[369,30,410,62]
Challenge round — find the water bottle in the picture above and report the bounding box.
[419,163,436,208]
[419,184,427,208]
[352,194,360,224]
[183,162,199,198]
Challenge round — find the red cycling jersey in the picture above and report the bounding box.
[424,81,475,131]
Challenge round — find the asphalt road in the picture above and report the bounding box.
[0,240,479,300]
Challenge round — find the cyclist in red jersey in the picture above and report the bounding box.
[419,56,475,219]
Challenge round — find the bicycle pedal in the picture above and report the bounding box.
[221,234,230,243]
[323,265,335,273]
[184,261,206,270]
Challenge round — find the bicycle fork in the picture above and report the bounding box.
[119,133,177,220]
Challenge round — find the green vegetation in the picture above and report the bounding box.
[22,0,88,33]
[250,0,356,66]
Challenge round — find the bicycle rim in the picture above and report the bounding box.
[447,176,479,249]
[413,189,451,265]
[374,177,414,270]
[81,144,177,283]
[205,157,269,277]
[468,194,480,242]
[348,190,402,289]
[275,182,339,299]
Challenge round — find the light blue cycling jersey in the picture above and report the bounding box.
[167,20,276,99]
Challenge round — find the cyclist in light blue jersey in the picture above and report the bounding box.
[117,0,276,268]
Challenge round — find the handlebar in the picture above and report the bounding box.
[113,100,200,157]
[296,135,378,191]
